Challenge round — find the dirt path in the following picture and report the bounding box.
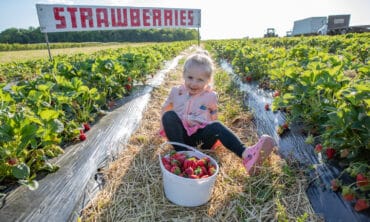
[80,48,321,221]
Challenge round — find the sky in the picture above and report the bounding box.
[0,0,369,39]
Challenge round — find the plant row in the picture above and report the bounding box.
[205,33,370,212]
[0,42,192,190]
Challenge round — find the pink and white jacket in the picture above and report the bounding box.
[160,84,218,136]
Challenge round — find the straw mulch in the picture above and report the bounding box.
[80,48,323,222]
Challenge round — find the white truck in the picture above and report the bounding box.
[292,14,370,36]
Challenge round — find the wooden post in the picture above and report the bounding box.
[197,26,200,46]
[44,32,52,61]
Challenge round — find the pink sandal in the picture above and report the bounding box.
[243,135,274,175]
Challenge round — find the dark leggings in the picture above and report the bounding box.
[162,111,246,158]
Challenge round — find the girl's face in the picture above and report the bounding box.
[183,66,211,95]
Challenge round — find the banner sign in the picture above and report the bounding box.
[36,4,201,33]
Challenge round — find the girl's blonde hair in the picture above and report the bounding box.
[183,51,214,79]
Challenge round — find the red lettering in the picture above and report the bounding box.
[80,8,93,28]
[174,10,178,26]
[130,9,140,26]
[96,8,109,27]
[180,10,186,26]
[53,7,66,29]
[152,9,161,26]
[67,7,78,28]
[142,9,150,26]
[111,8,128,27]
[164,10,172,26]
[188,11,194,26]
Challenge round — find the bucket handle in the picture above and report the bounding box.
[160,141,205,157]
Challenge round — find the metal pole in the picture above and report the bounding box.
[44,32,52,61]
[197,26,200,46]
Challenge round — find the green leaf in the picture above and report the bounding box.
[12,163,30,180]
[39,109,59,121]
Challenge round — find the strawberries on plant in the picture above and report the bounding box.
[314,144,323,153]
[326,148,336,159]
[341,186,355,201]
[245,76,252,82]
[264,103,270,111]
[282,122,289,129]
[273,90,280,97]
[83,123,90,132]
[125,84,132,91]
[354,199,369,212]
[79,130,87,141]
[356,174,369,187]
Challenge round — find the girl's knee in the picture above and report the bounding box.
[208,121,225,130]
[162,110,178,122]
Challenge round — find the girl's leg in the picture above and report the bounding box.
[162,111,193,151]
[194,121,275,175]
[192,121,246,157]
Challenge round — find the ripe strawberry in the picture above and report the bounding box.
[356,174,369,187]
[273,90,280,97]
[282,122,289,129]
[83,123,90,132]
[184,157,197,169]
[354,199,369,212]
[264,103,270,111]
[171,152,186,165]
[326,148,336,159]
[79,130,87,141]
[245,76,252,82]
[343,193,355,201]
[184,167,194,176]
[194,166,204,177]
[170,166,181,175]
[314,144,323,153]
[125,84,132,91]
[341,186,355,201]
[196,157,209,167]
[189,174,199,179]
[164,163,171,171]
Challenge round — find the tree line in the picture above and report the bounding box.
[0,27,198,44]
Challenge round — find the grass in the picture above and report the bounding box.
[0,42,149,64]
[79,48,322,221]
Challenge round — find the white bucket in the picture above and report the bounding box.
[159,142,219,207]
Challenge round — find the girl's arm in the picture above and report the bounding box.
[209,93,218,121]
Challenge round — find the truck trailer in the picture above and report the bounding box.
[292,17,326,36]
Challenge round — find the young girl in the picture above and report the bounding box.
[160,51,275,175]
